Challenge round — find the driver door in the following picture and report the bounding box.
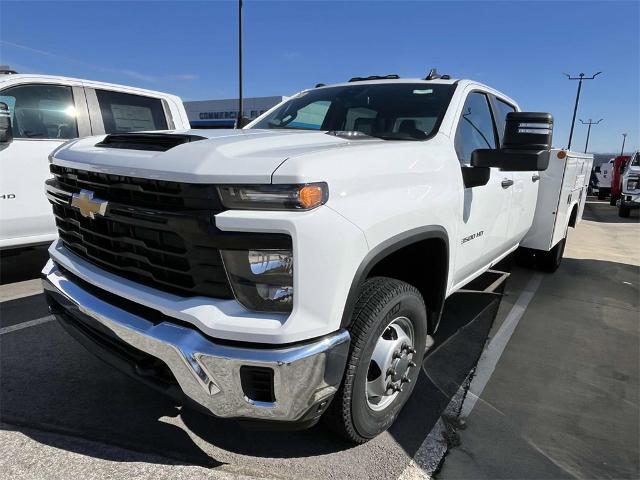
[0,82,90,247]
[452,91,513,286]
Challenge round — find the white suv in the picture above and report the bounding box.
[0,71,189,250]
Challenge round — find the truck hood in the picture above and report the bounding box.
[625,166,640,177]
[51,129,381,183]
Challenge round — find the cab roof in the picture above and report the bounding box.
[0,73,179,98]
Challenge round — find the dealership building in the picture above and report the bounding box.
[184,96,285,128]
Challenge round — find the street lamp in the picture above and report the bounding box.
[564,71,602,150]
[620,133,627,157]
[579,118,603,153]
[237,0,245,127]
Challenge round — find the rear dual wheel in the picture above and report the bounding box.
[324,277,427,444]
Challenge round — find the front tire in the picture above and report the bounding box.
[324,277,427,443]
[619,205,631,218]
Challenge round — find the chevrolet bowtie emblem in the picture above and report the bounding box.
[70,189,108,219]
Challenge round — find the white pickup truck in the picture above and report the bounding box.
[619,150,640,217]
[0,70,189,250]
[40,75,591,443]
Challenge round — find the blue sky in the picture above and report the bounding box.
[1,0,638,152]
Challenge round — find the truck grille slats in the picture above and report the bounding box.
[47,165,234,299]
[50,165,223,210]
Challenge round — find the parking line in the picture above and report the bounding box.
[460,273,543,417]
[398,273,544,479]
[0,316,54,335]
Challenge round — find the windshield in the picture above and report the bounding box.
[250,83,456,140]
[631,152,640,167]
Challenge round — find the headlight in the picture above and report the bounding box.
[221,249,293,313]
[627,177,639,191]
[218,183,328,210]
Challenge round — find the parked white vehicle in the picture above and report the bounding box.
[0,71,189,250]
[41,75,590,443]
[618,150,640,217]
[594,158,614,199]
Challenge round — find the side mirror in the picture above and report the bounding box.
[471,112,553,171]
[0,102,13,144]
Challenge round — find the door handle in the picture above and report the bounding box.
[532,174,540,182]
[501,178,514,188]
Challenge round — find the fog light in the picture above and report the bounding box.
[221,249,293,313]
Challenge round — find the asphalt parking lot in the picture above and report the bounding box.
[0,200,638,480]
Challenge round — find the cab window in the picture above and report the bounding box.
[95,90,168,133]
[455,92,498,164]
[280,100,330,130]
[492,97,517,145]
[0,84,77,139]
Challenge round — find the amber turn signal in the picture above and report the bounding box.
[298,185,325,209]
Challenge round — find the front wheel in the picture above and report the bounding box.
[324,277,428,443]
[619,205,631,218]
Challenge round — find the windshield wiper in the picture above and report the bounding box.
[369,131,427,141]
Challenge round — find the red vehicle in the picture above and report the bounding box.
[610,155,631,205]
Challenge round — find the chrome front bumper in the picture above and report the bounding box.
[42,260,350,422]
[621,193,640,207]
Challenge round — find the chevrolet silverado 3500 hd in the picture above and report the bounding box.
[41,76,591,443]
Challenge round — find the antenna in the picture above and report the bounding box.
[425,68,441,80]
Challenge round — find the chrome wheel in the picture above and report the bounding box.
[366,316,417,411]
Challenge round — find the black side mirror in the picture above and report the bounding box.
[0,102,13,144]
[471,112,553,171]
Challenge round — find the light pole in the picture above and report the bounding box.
[238,0,244,127]
[620,133,627,157]
[579,118,603,153]
[564,71,602,150]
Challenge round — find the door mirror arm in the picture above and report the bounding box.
[461,166,490,188]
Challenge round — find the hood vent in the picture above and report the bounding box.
[95,133,206,152]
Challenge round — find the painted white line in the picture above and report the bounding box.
[0,290,43,303]
[460,273,543,417]
[0,316,54,335]
[397,272,544,479]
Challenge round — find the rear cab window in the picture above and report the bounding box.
[95,90,168,133]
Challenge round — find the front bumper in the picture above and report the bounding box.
[42,260,350,422]
[621,193,640,208]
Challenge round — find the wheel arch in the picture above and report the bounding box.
[340,226,449,334]
[568,202,579,228]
